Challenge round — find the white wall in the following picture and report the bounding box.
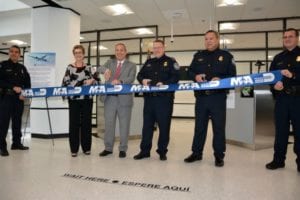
[0,9,31,37]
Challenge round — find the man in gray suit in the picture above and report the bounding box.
[99,43,136,158]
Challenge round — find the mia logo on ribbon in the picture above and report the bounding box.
[230,76,254,86]
[22,89,34,97]
[89,85,106,94]
[201,80,220,88]
[130,85,151,92]
[68,87,82,95]
[53,87,68,96]
[262,73,275,82]
[36,88,47,96]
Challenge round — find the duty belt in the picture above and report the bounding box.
[283,86,300,96]
[144,92,173,97]
[196,89,226,96]
[107,94,119,96]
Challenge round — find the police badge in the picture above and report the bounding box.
[163,61,168,67]
[297,56,300,62]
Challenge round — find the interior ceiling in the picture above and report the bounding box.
[0,0,299,53]
[19,0,300,33]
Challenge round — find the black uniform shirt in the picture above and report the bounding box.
[270,46,300,87]
[137,54,179,86]
[188,48,236,82]
[0,59,31,92]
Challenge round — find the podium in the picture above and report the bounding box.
[226,86,275,149]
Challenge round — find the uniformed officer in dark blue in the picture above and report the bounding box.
[184,30,236,167]
[134,39,179,161]
[266,28,300,172]
[0,45,31,156]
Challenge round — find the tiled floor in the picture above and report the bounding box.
[0,119,299,200]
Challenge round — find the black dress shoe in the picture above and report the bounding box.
[215,158,224,167]
[266,160,285,170]
[184,153,202,163]
[133,152,150,160]
[296,159,300,172]
[11,144,29,150]
[71,153,78,157]
[0,149,9,156]
[119,151,126,158]
[159,154,167,161]
[99,150,112,157]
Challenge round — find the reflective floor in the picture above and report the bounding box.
[0,119,299,200]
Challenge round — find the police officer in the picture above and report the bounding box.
[134,39,179,161]
[266,28,300,172]
[0,45,31,156]
[184,30,236,167]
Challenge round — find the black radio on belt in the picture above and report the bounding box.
[282,76,300,95]
[284,86,300,95]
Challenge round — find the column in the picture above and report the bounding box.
[29,6,80,138]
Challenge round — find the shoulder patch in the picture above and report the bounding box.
[173,62,180,70]
[231,58,236,66]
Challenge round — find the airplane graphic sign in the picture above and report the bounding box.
[25,52,56,87]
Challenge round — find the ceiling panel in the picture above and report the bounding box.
[1,0,299,58]
[266,0,300,18]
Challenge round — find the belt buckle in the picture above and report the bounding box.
[205,90,211,95]
[152,93,158,97]
[285,88,292,95]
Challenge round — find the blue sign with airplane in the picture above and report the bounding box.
[26,52,55,66]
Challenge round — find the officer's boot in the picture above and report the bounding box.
[0,140,9,156]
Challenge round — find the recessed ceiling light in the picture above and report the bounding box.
[220,23,239,30]
[93,45,108,50]
[80,36,85,40]
[217,0,247,7]
[101,4,134,16]
[131,28,153,35]
[8,39,27,45]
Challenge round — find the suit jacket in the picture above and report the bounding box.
[100,59,136,106]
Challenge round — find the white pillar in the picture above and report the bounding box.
[30,6,80,137]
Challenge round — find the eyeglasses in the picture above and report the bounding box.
[153,46,164,50]
[283,36,297,39]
